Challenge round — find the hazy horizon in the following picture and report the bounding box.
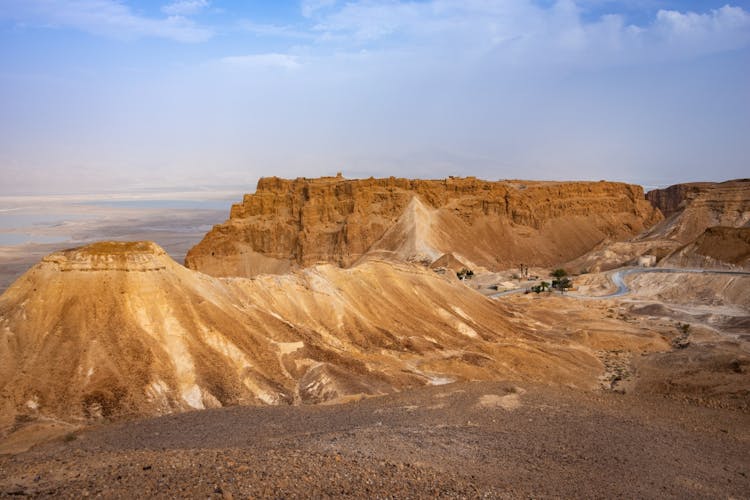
[0,175,740,199]
[1,0,749,195]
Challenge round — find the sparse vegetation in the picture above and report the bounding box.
[553,277,573,292]
[529,281,553,294]
[456,268,474,280]
[550,269,572,292]
[672,323,691,349]
[551,268,567,279]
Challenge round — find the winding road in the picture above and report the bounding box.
[491,267,750,300]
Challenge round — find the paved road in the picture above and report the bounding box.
[491,267,750,300]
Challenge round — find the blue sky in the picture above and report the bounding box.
[0,0,749,194]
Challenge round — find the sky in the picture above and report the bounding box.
[0,0,749,195]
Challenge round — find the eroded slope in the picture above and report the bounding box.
[0,242,600,425]
[568,179,750,272]
[185,176,661,277]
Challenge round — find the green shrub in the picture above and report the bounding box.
[456,268,474,280]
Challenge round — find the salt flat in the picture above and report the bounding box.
[0,191,240,291]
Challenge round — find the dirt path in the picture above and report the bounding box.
[2,381,748,498]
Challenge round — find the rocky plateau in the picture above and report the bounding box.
[185,175,661,277]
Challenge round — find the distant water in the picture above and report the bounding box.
[0,195,236,248]
[0,212,87,230]
[0,233,70,245]
[0,211,88,245]
[82,199,233,210]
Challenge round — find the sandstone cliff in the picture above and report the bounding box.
[644,179,750,244]
[568,179,750,271]
[645,182,714,218]
[185,176,661,278]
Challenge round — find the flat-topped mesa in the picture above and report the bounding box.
[231,176,651,226]
[42,241,169,272]
[186,175,662,278]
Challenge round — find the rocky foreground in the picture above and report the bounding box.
[1,381,748,498]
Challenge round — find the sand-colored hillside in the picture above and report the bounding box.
[568,179,750,271]
[660,226,750,270]
[0,241,602,425]
[185,175,661,277]
[430,253,470,273]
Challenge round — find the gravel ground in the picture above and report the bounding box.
[2,381,749,498]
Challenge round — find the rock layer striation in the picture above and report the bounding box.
[569,179,750,271]
[645,179,750,243]
[185,176,661,277]
[0,241,600,424]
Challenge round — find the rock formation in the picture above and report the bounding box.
[185,176,661,278]
[659,227,750,270]
[429,253,469,274]
[569,179,750,271]
[0,241,600,424]
[644,179,750,244]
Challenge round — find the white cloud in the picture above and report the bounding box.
[220,53,302,70]
[238,20,315,39]
[652,5,750,54]
[162,0,210,16]
[306,0,750,66]
[301,0,337,18]
[0,0,213,42]
[1,0,748,191]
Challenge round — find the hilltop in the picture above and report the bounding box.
[0,241,604,425]
[185,176,661,278]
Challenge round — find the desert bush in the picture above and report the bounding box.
[551,268,568,279]
[672,323,691,349]
[456,268,474,280]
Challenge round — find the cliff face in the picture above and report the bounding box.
[644,179,750,244]
[645,183,713,218]
[568,179,750,272]
[185,176,662,277]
